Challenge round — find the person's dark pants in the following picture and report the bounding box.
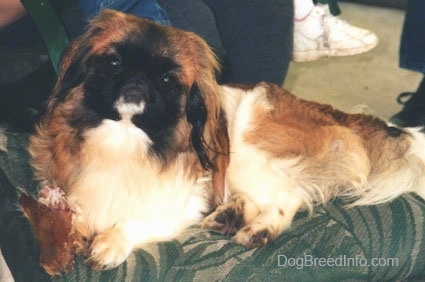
[390,0,425,126]
[158,0,293,86]
[399,0,425,74]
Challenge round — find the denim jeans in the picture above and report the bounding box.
[77,0,170,26]
[399,0,425,73]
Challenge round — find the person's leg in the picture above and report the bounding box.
[293,0,378,62]
[204,0,293,86]
[390,77,425,127]
[314,0,340,16]
[390,0,425,127]
[158,0,226,79]
[399,0,425,74]
[294,0,314,20]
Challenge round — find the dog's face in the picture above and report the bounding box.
[80,35,184,130]
[73,27,189,155]
[46,10,227,169]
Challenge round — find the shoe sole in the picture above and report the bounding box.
[292,40,378,62]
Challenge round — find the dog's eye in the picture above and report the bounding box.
[109,54,121,68]
[162,75,170,83]
[160,73,176,86]
[161,73,171,83]
[98,53,122,74]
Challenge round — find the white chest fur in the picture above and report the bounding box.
[67,119,211,244]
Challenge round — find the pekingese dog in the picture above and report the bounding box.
[29,10,425,270]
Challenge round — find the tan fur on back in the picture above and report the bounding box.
[221,83,422,210]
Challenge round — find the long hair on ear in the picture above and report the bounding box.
[52,46,89,101]
[50,9,139,104]
[29,35,92,186]
[185,33,230,205]
[185,83,229,206]
[186,84,214,170]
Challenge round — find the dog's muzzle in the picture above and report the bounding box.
[114,83,146,119]
[114,96,146,119]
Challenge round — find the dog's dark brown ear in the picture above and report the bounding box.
[186,83,230,172]
[51,41,89,102]
[185,83,229,205]
[37,36,91,122]
[186,84,214,170]
[185,33,230,206]
[50,9,139,103]
[210,111,229,206]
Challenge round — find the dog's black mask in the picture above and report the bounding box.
[63,26,191,159]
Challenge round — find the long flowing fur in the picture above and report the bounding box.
[203,82,425,247]
[220,83,425,209]
[27,9,425,271]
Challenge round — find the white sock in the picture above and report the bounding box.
[294,0,315,21]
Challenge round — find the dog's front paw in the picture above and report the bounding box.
[232,224,273,248]
[202,194,261,235]
[88,228,133,270]
[201,206,244,235]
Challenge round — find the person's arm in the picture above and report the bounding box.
[0,0,27,30]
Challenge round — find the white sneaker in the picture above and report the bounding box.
[293,4,379,62]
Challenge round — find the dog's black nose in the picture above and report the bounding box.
[121,85,147,105]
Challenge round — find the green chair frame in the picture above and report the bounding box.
[20,0,70,73]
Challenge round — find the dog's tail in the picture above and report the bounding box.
[351,127,425,206]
